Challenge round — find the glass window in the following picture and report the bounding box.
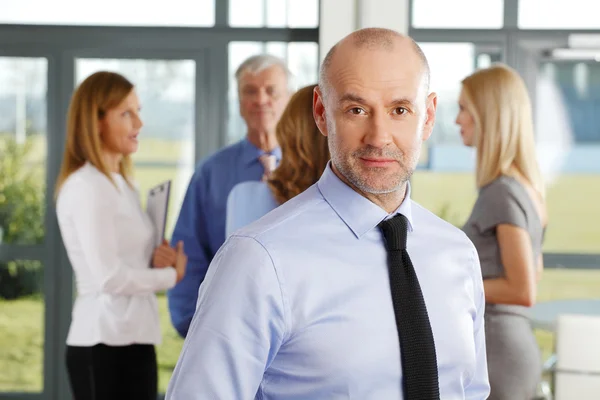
[536,61,600,254]
[419,43,503,147]
[157,292,182,392]
[412,0,504,29]
[76,59,195,240]
[411,43,503,226]
[519,0,600,29]
[0,57,47,245]
[0,260,44,392]
[229,0,319,28]
[227,41,319,144]
[75,58,195,393]
[412,49,600,255]
[1,0,214,27]
[0,56,47,395]
[531,58,600,391]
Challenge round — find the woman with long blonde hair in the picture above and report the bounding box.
[226,84,329,235]
[55,71,187,400]
[456,64,547,400]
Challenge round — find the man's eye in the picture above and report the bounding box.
[394,107,407,115]
[349,107,365,115]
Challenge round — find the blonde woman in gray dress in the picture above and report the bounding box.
[456,64,548,400]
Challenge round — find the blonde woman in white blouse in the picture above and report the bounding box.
[55,71,187,400]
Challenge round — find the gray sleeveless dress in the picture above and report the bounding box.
[462,176,544,400]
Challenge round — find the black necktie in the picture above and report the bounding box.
[379,214,440,400]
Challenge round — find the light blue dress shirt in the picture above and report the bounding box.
[226,181,279,237]
[168,138,281,337]
[166,163,490,400]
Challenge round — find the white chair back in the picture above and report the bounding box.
[554,314,600,400]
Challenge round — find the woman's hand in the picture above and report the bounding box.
[174,241,187,283]
[152,239,177,268]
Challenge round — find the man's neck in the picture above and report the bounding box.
[331,163,407,214]
[247,129,278,152]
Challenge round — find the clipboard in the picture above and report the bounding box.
[146,180,171,247]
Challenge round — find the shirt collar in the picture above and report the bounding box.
[241,138,282,166]
[316,162,414,239]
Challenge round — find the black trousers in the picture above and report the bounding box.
[66,344,157,400]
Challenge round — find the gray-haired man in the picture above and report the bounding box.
[168,54,292,337]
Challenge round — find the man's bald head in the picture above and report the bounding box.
[318,28,430,100]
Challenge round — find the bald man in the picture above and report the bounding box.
[166,28,490,400]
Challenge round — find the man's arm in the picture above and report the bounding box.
[166,235,287,399]
[466,246,491,400]
[168,169,212,337]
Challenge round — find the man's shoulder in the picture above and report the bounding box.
[228,181,277,210]
[232,185,327,240]
[197,140,246,174]
[411,200,473,247]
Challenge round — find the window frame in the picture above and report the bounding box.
[409,0,600,268]
[0,1,318,398]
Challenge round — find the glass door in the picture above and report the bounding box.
[410,41,504,226]
[75,58,196,238]
[530,45,600,256]
[512,35,600,377]
[71,54,200,394]
[0,56,48,395]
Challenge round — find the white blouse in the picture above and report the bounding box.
[56,163,176,346]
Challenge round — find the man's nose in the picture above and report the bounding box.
[363,113,393,148]
[256,89,269,105]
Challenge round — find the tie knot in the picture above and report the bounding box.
[378,213,408,251]
[259,154,277,180]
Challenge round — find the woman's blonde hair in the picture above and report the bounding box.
[55,71,135,198]
[461,63,545,198]
[267,84,330,204]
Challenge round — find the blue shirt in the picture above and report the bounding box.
[168,138,281,337]
[226,181,279,237]
[166,163,490,400]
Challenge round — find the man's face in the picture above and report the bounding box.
[238,65,290,134]
[314,45,437,195]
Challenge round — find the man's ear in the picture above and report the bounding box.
[421,92,438,142]
[313,86,328,137]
